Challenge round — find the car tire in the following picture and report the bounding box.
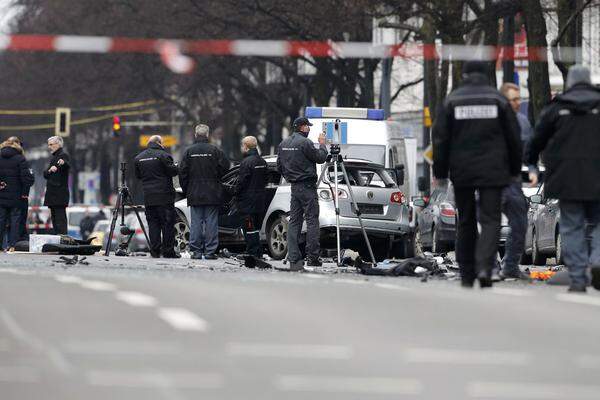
[431,227,449,254]
[532,230,547,266]
[555,232,564,266]
[174,210,190,253]
[267,214,288,260]
[390,231,417,259]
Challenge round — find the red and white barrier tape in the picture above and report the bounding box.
[0,34,586,73]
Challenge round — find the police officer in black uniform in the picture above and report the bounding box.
[433,61,522,288]
[277,117,328,271]
[134,135,180,258]
[234,136,268,260]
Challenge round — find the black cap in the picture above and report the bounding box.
[292,117,313,130]
[462,61,488,75]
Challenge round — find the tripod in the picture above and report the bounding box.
[316,125,377,266]
[104,162,150,256]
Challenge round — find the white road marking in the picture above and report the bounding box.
[490,288,534,297]
[63,341,182,356]
[157,308,208,332]
[467,381,600,399]
[556,293,600,307]
[86,370,224,389]
[0,268,18,273]
[303,273,326,279]
[79,280,117,291]
[54,275,83,284]
[227,343,353,360]
[374,282,408,291]
[333,278,367,285]
[575,355,600,369]
[0,366,40,383]
[404,348,532,366]
[275,375,422,395]
[115,291,158,307]
[0,308,72,375]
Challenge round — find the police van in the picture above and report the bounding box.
[305,106,418,200]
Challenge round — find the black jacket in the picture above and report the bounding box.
[527,83,600,200]
[432,73,522,188]
[234,148,268,214]
[43,147,71,207]
[134,142,178,206]
[0,142,34,207]
[179,137,230,206]
[276,132,328,184]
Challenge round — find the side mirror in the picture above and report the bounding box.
[417,176,430,193]
[394,164,405,186]
[413,198,427,208]
[530,194,543,204]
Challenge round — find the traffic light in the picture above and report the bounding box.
[112,116,121,137]
[55,108,71,137]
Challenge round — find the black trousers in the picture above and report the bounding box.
[454,187,503,282]
[145,204,176,256]
[50,206,68,235]
[241,213,262,258]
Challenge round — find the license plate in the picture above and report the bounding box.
[357,203,383,215]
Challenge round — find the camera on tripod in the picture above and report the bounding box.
[105,161,150,257]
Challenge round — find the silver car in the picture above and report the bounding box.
[174,156,414,260]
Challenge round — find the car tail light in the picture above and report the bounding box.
[440,202,456,217]
[135,228,144,235]
[319,190,332,201]
[390,191,405,204]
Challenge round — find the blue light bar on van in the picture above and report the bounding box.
[305,107,385,120]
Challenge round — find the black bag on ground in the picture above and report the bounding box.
[356,257,440,277]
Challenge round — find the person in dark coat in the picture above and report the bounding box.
[179,124,230,260]
[277,117,328,271]
[43,136,70,235]
[7,136,32,242]
[79,211,96,240]
[233,136,268,259]
[433,61,522,288]
[528,65,600,293]
[134,135,179,258]
[0,140,34,251]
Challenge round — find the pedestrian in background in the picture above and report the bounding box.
[528,65,600,293]
[433,61,522,288]
[43,136,70,235]
[233,136,268,261]
[496,83,531,281]
[79,211,96,240]
[134,135,180,258]
[7,136,32,242]
[179,124,230,260]
[0,139,34,251]
[277,117,328,271]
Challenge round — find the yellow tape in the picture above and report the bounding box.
[0,99,160,116]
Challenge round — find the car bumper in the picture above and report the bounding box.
[319,215,412,237]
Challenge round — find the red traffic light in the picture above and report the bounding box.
[112,116,121,131]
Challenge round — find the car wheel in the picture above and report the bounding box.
[431,227,448,254]
[267,214,288,260]
[532,230,547,266]
[555,232,564,265]
[174,211,190,253]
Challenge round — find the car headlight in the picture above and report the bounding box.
[319,190,332,201]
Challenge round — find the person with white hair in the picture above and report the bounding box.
[134,135,179,258]
[528,65,600,293]
[43,136,70,234]
[179,124,230,260]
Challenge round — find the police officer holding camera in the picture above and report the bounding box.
[277,117,327,271]
[134,135,179,258]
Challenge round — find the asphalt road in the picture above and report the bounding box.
[1,253,600,400]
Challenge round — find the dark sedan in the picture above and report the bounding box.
[413,183,456,253]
